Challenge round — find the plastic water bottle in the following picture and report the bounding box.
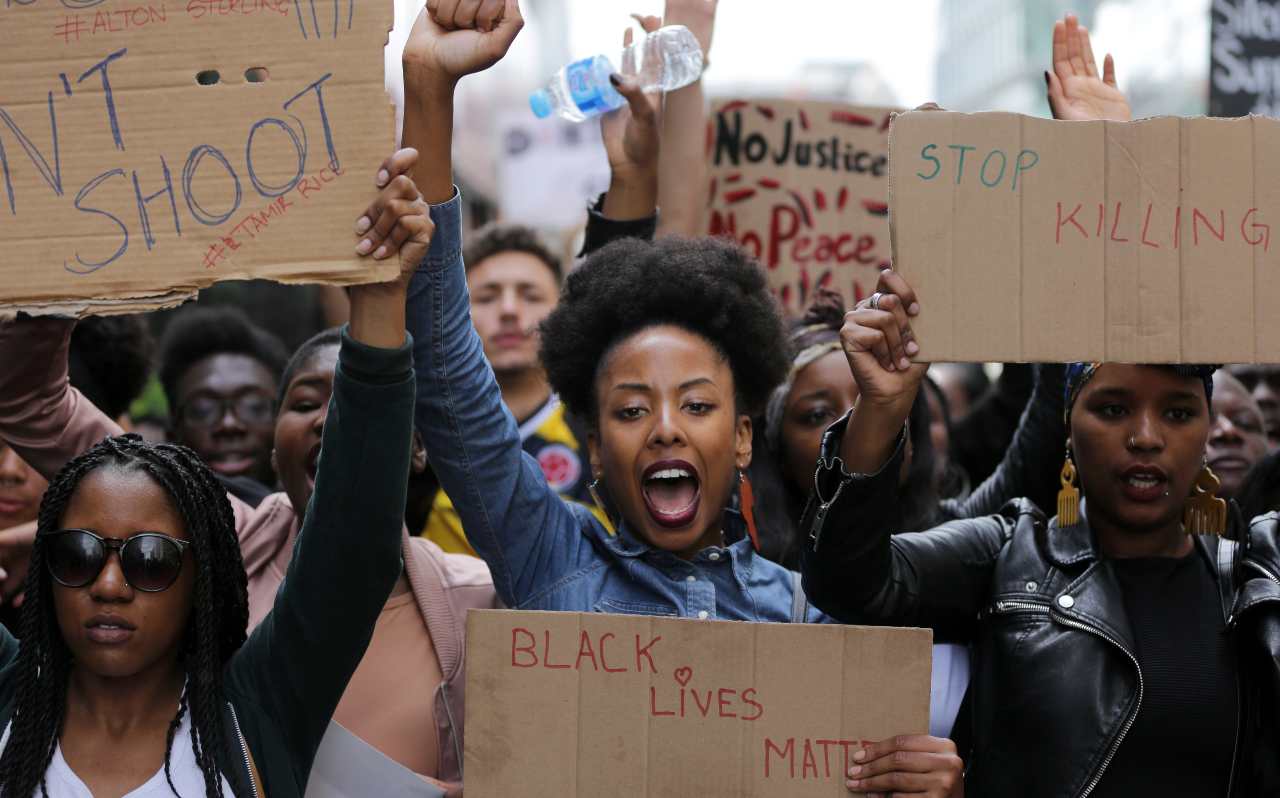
[529,25,705,122]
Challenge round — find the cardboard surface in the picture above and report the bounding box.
[706,99,899,315]
[889,109,1280,363]
[0,0,396,316]
[464,610,931,797]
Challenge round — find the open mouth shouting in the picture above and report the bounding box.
[641,459,702,529]
[1119,464,1169,503]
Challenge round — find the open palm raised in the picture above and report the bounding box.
[1046,14,1131,122]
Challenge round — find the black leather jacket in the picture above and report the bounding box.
[801,417,1280,797]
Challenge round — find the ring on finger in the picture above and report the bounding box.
[869,292,883,311]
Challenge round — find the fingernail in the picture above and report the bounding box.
[853,749,867,762]
[848,765,862,777]
[377,169,390,186]
[907,341,920,356]
[356,239,373,255]
[908,302,921,315]
[887,362,896,372]
[900,357,911,370]
[373,245,388,259]
[355,217,371,234]
[848,779,862,789]
[609,73,622,88]
[0,568,7,581]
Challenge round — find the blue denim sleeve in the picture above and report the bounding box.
[407,190,582,607]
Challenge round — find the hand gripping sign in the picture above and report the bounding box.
[0,0,395,316]
[464,610,931,797]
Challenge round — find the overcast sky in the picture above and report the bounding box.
[564,0,942,106]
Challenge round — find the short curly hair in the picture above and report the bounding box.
[540,236,789,423]
[158,306,289,407]
[464,223,562,283]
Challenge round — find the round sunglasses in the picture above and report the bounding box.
[40,529,192,593]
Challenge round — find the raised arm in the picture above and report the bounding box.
[0,318,121,482]
[401,3,587,608]
[943,364,1066,520]
[1045,13,1131,122]
[227,150,429,772]
[654,0,717,237]
[578,18,663,257]
[800,270,1010,639]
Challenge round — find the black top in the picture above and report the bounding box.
[1092,550,1238,797]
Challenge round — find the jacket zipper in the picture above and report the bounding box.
[1055,614,1143,798]
[227,702,260,798]
[991,599,1050,615]
[807,473,848,549]
[1245,559,1280,586]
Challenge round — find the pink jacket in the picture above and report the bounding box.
[0,317,496,788]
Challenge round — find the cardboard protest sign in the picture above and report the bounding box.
[1211,0,1280,117]
[889,110,1280,363]
[464,610,931,797]
[0,0,396,316]
[706,99,899,315]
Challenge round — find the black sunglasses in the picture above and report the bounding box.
[40,529,192,593]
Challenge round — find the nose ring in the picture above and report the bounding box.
[1127,435,1137,448]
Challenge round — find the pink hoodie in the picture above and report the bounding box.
[0,317,497,788]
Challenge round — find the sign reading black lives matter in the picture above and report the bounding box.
[1211,0,1280,116]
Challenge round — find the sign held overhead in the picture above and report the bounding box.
[889,110,1280,363]
[0,0,396,316]
[706,99,899,315]
[464,610,931,797]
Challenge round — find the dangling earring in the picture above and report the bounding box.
[1058,447,1081,527]
[737,470,761,552]
[1184,463,1227,536]
[588,476,620,534]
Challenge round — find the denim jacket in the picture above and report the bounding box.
[408,191,826,623]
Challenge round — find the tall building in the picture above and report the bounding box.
[936,0,1101,114]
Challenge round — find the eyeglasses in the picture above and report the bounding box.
[40,528,191,593]
[178,392,275,428]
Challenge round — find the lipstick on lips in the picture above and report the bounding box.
[641,459,701,529]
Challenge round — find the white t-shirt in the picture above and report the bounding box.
[0,713,235,798]
[930,642,972,739]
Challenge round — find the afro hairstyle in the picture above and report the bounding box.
[539,235,789,423]
[158,306,289,407]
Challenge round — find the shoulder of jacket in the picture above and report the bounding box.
[1244,511,1280,570]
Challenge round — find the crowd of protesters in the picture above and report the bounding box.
[0,1,1277,796]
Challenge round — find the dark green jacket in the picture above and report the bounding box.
[0,328,414,798]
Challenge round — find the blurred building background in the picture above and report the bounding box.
[384,0,1215,232]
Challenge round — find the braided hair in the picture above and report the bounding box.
[0,435,249,798]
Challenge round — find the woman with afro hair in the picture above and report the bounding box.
[407,202,963,792]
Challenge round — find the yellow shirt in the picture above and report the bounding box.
[420,396,611,555]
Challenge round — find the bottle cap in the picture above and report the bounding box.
[529,89,554,119]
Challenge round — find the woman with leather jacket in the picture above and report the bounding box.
[800,254,1280,795]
